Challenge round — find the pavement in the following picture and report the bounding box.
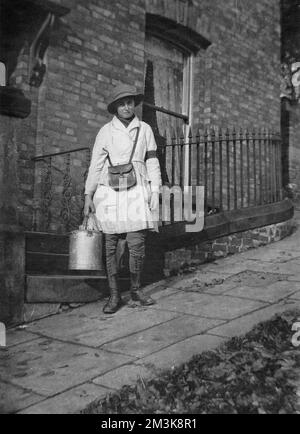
[1,210,300,414]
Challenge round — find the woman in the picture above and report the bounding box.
[84,84,162,314]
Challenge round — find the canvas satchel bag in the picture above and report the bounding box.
[107,127,140,192]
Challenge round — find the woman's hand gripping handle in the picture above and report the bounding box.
[84,194,96,217]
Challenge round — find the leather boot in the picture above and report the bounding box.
[103,274,122,314]
[129,272,155,306]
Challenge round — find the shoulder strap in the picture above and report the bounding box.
[128,127,140,164]
[106,123,113,166]
[106,125,140,167]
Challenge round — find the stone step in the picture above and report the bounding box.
[25,275,130,303]
[24,232,165,282]
[25,232,70,254]
[25,252,106,276]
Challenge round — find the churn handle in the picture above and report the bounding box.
[88,213,102,232]
[82,216,89,231]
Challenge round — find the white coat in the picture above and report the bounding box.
[85,116,162,234]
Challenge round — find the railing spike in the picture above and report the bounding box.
[219,127,223,140]
[211,127,216,139]
[168,127,173,140]
[171,128,176,146]
[174,126,179,141]
[180,126,185,140]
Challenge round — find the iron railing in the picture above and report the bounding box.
[32,147,91,233]
[160,128,283,213]
[31,127,283,233]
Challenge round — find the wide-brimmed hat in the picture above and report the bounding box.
[107,84,144,114]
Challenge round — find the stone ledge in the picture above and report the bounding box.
[148,199,294,250]
[144,199,295,278]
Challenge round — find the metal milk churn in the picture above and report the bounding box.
[69,214,103,270]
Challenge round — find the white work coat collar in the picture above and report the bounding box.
[111,115,140,133]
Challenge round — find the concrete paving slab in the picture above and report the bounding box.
[0,381,44,414]
[0,338,133,396]
[225,281,300,303]
[169,274,224,289]
[142,286,180,301]
[266,238,300,252]
[208,299,300,338]
[202,281,241,295]
[93,364,153,390]
[26,309,179,348]
[188,270,290,294]
[170,275,204,290]
[193,270,237,281]
[101,316,224,358]
[238,249,300,263]
[151,291,267,320]
[170,274,236,295]
[212,256,259,267]
[51,299,128,320]
[6,329,40,348]
[281,258,300,271]
[3,214,299,414]
[136,335,226,371]
[199,262,249,276]
[288,275,300,282]
[18,383,109,414]
[243,260,300,276]
[141,281,169,293]
[226,270,289,287]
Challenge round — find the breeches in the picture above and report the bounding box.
[105,230,146,276]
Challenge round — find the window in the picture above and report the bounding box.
[142,13,211,185]
[143,34,193,135]
[142,34,194,185]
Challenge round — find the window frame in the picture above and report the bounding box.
[143,33,195,186]
[144,12,211,186]
[143,34,193,126]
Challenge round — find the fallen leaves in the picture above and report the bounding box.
[83,310,300,415]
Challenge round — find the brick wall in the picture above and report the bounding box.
[164,218,294,276]
[145,0,281,130]
[194,0,281,130]
[5,0,282,230]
